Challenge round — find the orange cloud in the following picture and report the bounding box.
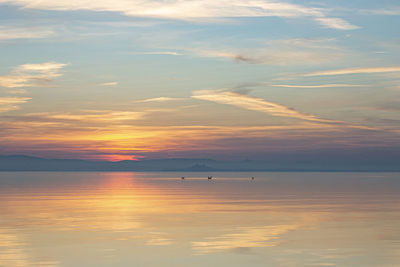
[0,115,383,160]
[0,97,31,112]
[38,110,146,123]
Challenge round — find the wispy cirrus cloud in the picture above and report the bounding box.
[0,0,358,30]
[314,17,359,30]
[131,51,183,56]
[0,26,55,40]
[304,66,400,77]
[192,90,338,123]
[360,7,400,16]
[0,62,67,88]
[99,81,118,86]
[0,97,31,112]
[137,97,185,103]
[30,110,146,123]
[192,38,346,65]
[271,84,362,88]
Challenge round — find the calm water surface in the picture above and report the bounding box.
[0,172,399,266]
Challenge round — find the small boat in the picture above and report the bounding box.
[251,177,255,180]
[181,176,185,180]
[207,176,212,180]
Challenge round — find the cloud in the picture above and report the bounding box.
[131,51,183,56]
[99,81,118,86]
[361,7,400,16]
[137,97,185,103]
[7,89,28,94]
[192,38,346,65]
[314,17,359,30]
[370,101,400,112]
[0,62,67,88]
[145,238,173,246]
[0,26,54,40]
[0,97,31,112]
[271,84,362,88]
[0,115,392,160]
[0,0,358,30]
[192,90,338,123]
[31,110,146,123]
[304,67,400,77]
[195,51,257,63]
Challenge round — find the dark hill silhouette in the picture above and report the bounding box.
[0,153,399,171]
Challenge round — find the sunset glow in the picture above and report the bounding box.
[0,1,399,163]
[1,2,399,265]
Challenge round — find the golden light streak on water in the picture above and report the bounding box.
[0,172,399,266]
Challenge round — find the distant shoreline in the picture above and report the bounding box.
[1,155,399,172]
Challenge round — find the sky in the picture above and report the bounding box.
[0,0,399,161]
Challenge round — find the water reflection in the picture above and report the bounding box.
[192,224,301,254]
[0,172,399,266]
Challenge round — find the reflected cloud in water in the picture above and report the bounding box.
[192,224,300,254]
[0,172,400,266]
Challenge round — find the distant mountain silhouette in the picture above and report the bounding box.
[181,163,216,171]
[0,154,399,171]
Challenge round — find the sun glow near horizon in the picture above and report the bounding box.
[0,0,399,163]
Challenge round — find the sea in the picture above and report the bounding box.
[0,171,399,266]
